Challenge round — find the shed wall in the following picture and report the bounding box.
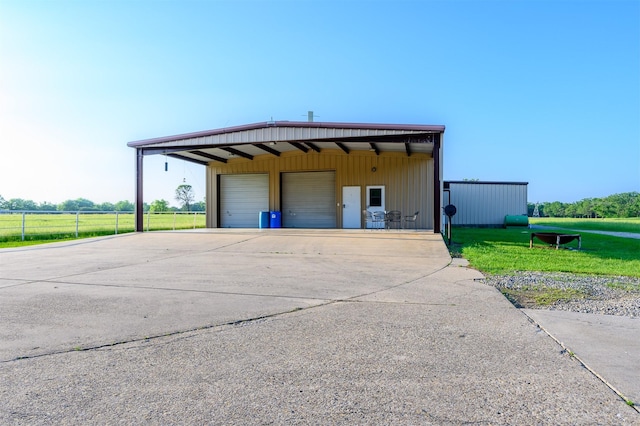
[446,182,527,226]
[206,149,434,229]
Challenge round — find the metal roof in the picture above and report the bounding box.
[127,121,445,165]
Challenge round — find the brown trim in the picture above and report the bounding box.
[135,149,144,232]
[433,134,441,234]
[444,180,529,186]
[127,121,446,148]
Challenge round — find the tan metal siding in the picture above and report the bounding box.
[207,149,434,229]
[449,183,527,226]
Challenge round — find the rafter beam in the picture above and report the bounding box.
[369,142,380,156]
[305,142,321,153]
[167,153,209,166]
[253,143,281,156]
[189,150,228,163]
[335,142,350,154]
[221,147,254,160]
[290,142,309,153]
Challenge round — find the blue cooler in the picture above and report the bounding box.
[269,211,281,228]
[259,211,270,228]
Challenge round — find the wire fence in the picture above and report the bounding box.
[0,211,206,242]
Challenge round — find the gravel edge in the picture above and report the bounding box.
[481,271,640,318]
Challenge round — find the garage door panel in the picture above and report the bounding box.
[282,171,336,228]
[220,174,269,228]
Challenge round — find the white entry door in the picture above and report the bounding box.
[365,185,385,229]
[342,186,361,228]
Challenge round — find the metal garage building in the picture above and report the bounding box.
[128,121,446,233]
[444,181,528,226]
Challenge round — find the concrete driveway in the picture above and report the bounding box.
[1,230,637,424]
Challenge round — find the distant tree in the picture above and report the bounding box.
[96,202,115,211]
[149,199,169,212]
[114,200,134,212]
[175,185,195,212]
[191,200,206,212]
[576,199,595,218]
[5,198,38,210]
[76,198,96,211]
[537,193,639,218]
[57,198,95,211]
[543,201,564,217]
[38,202,57,211]
[0,194,5,209]
[609,192,639,217]
[58,199,79,211]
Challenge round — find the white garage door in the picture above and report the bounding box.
[282,171,336,228]
[219,174,269,228]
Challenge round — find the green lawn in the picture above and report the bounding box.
[530,217,640,234]
[450,223,640,278]
[0,212,206,248]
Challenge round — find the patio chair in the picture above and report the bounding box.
[386,210,402,229]
[363,210,375,230]
[372,211,387,230]
[403,211,419,230]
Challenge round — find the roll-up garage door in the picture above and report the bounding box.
[282,171,336,228]
[219,174,269,228]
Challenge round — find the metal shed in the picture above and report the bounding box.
[128,121,446,233]
[444,181,528,226]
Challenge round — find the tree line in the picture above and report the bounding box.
[0,185,204,213]
[528,192,639,218]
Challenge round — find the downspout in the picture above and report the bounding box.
[135,149,144,232]
[433,134,441,234]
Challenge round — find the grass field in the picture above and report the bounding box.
[530,217,640,234]
[0,212,206,248]
[450,218,640,278]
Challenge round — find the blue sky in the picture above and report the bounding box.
[1,0,638,206]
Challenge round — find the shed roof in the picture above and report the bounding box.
[128,121,445,165]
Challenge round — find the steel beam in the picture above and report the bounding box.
[221,147,253,160]
[253,143,281,156]
[189,150,228,163]
[290,142,309,153]
[135,149,144,232]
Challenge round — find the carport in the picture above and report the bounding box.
[127,121,445,232]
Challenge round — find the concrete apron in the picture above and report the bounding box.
[0,230,637,424]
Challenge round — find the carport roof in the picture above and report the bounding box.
[127,121,445,165]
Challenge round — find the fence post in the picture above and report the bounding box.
[21,212,26,241]
[115,211,119,235]
[193,212,197,229]
[146,211,150,232]
[76,212,79,238]
[174,212,177,230]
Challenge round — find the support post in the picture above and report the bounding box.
[135,149,144,232]
[433,133,441,234]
